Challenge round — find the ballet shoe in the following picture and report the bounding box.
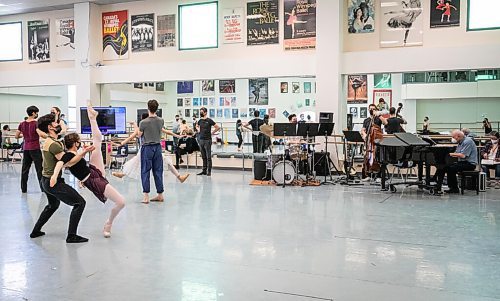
[103,222,112,238]
[87,104,99,120]
[177,174,190,183]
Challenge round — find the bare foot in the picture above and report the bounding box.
[112,172,125,179]
[142,193,150,204]
[103,221,112,238]
[177,174,190,183]
[87,103,98,120]
[150,194,164,202]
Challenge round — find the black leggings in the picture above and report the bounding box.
[33,177,86,235]
[21,149,43,192]
[237,133,243,148]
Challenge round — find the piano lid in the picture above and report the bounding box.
[394,133,430,146]
[376,137,408,147]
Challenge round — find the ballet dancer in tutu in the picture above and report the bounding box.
[50,103,125,238]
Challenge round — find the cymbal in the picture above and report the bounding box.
[289,141,321,145]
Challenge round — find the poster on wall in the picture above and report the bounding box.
[155,82,165,91]
[380,0,423,47]
[360,107,368,118]
[177,81,193,94]
[247,0,279,46]
[240,110,248,118]
[217,109,223,118]
[102,10,129,60]
[184,98,192,106]
[177,98,183,106]
[304,82,311,93]
[55,18,74,61]
[224,108,231,119]
[131,13,154,52]
[223,8,244,44]
[292,82,300,93]
[202,80,215,95]
[134,83,143,89]
[347,0,375,34]
[28,20,50,64]
[249,78,269,105]
[232,109,239,118]
[349,107,358,118]
[185,109,191,117]
[219,80,236,93]
[209,109,215,118]
[373,89,393,109]
[374,73,392,88]
[347,75,368,104]
[283,0,316,50]
[268,108,276,118]
[157,14,176,47]
[280,82,288,93]
[430,0,460,28]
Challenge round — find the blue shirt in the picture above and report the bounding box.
[456,137,478,165]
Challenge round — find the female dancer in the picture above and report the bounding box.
[50,104,125,238]
[285,6,307,38]
[112,114,189,186]
[50,106,67,136]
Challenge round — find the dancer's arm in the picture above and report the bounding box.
[63,146,95,167]
[50,161,65,187]
[161,128,182,138]
[120,131,138,146]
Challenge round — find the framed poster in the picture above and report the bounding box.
[232,109,239,118]
[55,18,74,61]
[347,75,368,104]
[102,10,129,60]
[247,0,279,45]
[268,108,276,118]
[249,78,269,105]
[284,0,316,50]
[219,80,236,93]
[28,20,50,63]
[209,109,215,118]
[360,107,368,118]
[223,8,244,44]
[177,81,193,94]
[292,82,300,93]
[430,0,460,28]
[380,0,423,47]
[304,82,311,93]
[177,98,183,107]
[217,109,223,118]
[202,80,215,95]
[373,89,393,109]
[157,14,176,48]
[280,82,288,93]
[374,73,392,88]
[131,13,154,52]
[347,0,375,33]
[155,82,165,91]
[349,106,358,118]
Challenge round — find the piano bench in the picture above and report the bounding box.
[459,170,480,195]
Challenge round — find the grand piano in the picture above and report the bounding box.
[376,133,456,194]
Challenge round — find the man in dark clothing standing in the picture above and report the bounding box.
[244,111,265,153]
[196,107,220,176]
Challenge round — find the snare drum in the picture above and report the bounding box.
[272,161,296,185]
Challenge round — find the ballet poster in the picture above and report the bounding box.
[430,0,460,28]
[380,0,423,47]
[219,80,236,93]
[249,78,269,105]
[157,14,176,48]
[102,10,129,60]
[247,0,279,46]
[27,20,50,64]
[283,0,316,51]
[347,0,375,34]
[131,14,154,52]
[223,8,244,44]
[55,18,75,61]
[347,75,368,104]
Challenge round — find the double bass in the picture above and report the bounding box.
[362,114,383,177]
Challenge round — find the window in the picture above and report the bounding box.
[67,85,77,131]
[0,22,22,61]
[467,0,500,31]
[179,1,218,50]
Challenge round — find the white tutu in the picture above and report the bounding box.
[121,149,173,180]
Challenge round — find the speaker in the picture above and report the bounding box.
[319,112,333,123]
[347,114,353,130]
[254,160,271,180]
[314,152,330,176]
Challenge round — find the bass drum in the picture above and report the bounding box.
[272,161,296,185]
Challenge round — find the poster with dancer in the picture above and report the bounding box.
[430,0,460,28]
[219,80,236,93]
[360,107,368,118]
[177,81,193,94]
[349,107,358,118]
[373,90,392,108]
[374,73,392,88]
[380,0,423,47]
[102,10,129,60]
[55,18,74,61]
[248,78,269,105]
[247,0,279,45]
[347,0,375,33]
[27,20,50,64]
[131,14,154,52]
[347,75,368,104]
[157,14,176,48]
[283,0,316,50]
[223,8,244,44]
[202,80,215,95]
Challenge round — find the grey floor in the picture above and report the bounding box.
[1,162,499,301]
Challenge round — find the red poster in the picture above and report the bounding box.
[102,10,129,60]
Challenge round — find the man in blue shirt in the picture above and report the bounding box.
[436,130,478,194]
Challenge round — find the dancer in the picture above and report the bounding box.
[15,105,43,193]
[31,113,92,243]
[50,104,125,238]
[285,6,307,38]
[50,106,67,137]
[112,114,189,184]
[196,107,220,176]
[437,1,457,23]
[385,0,422,45]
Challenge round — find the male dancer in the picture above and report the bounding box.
[31,113,94,243]
[138,99,164,203]
[15,106,43,192]
[196,107,220,176]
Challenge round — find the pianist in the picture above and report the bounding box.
[435,130,478,194]
[480,131,500,189]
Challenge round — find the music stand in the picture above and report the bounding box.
[316,123,336,185]
[273,123,297,187]
[297,123,320,183]
[340,130,365,186]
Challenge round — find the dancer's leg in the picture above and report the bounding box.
[87,105,105,175]
[167,161,180,177]
[102,184,125,237]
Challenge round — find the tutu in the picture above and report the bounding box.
[121,150,174,180]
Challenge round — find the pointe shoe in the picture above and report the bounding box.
[177,174,190,183]
[112,172,125,179]
[103,222,112,238]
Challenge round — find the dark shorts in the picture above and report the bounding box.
[83,164,109,203]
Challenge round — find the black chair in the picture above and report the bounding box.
[459,170,480,195]
[111,145,128,170]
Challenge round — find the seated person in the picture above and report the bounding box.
[383,107,407,134]
[461,128,477,139]
[480,131,500,188]
[435,130,478,194]
[174,135,199,169]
